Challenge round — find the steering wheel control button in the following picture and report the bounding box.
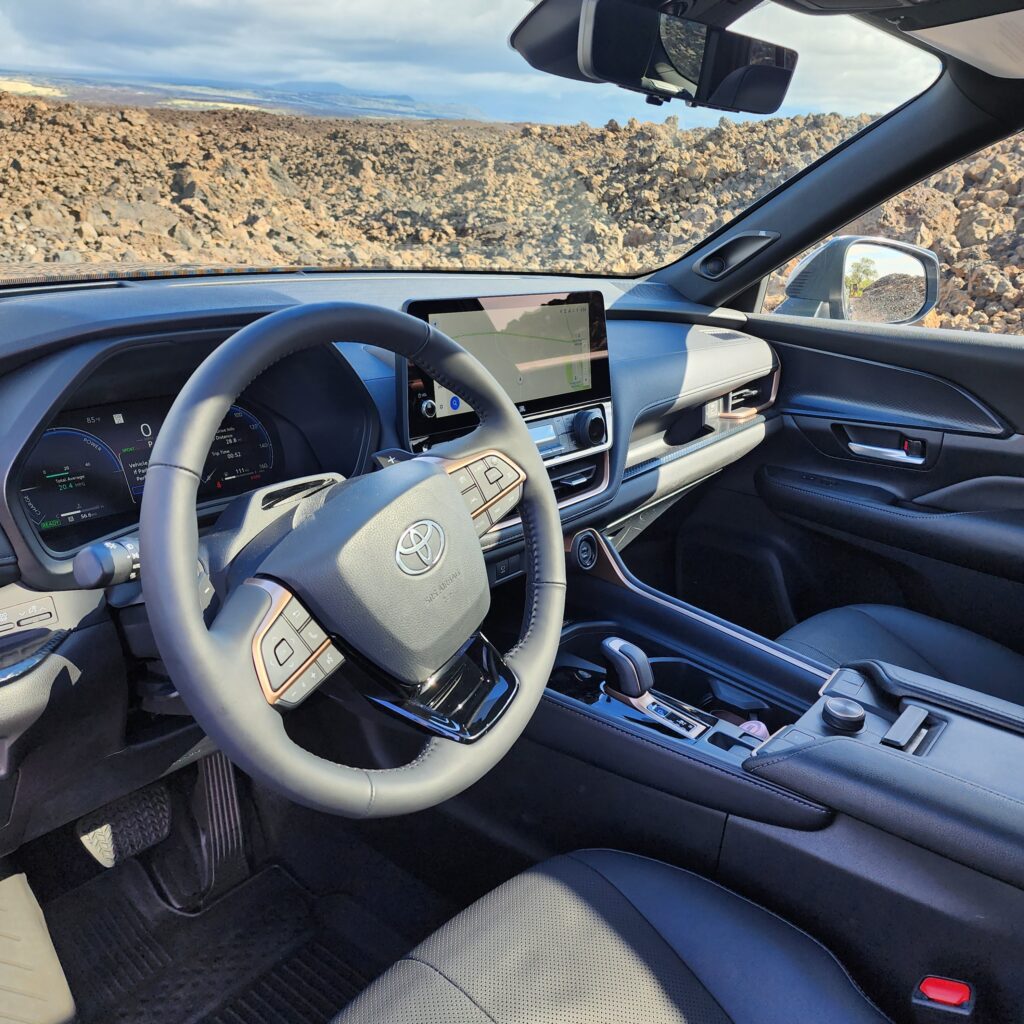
[273,638,295,666]
[443,451,525,533]
[822,696,866,733]
[317,646,345,676]
[485,454,520,490]
[470,459,503,500]
[283,600,311,630]
[260,618,308,691]
[461,486,485,514]
[299,619,327,650]
[277,661,328,708]
[487,486,522,526]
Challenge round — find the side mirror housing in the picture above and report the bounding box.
[776,237,940,325]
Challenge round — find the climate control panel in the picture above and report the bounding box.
[526,402,612,466]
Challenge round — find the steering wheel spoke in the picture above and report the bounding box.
[245,578,347,709]
[342,632,519,742]
[429,446,526,537]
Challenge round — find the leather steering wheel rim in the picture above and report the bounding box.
[139,301,566,818]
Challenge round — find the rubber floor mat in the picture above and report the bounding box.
[42,862,394,1024]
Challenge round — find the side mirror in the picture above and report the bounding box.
[776,237,940,325]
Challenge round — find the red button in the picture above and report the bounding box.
[919,977,972,1007]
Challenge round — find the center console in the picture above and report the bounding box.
[747,658,1024,893]
[400,292,613,524]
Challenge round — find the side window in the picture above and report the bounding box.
[763,133,1021,333]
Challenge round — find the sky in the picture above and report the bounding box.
[0,1,942,126]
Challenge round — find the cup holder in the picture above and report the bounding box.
[550,621,796,736]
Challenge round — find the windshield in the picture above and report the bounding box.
[0,2,939,284]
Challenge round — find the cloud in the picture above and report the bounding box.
[0,0,941,124]
[736,5,941,115]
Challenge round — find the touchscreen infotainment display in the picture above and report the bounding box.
[404,291,609,438]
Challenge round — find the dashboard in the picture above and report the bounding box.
[19,398,281,551]
[0,272,776,597]
[0,270,777,860]
[1,330,381,570]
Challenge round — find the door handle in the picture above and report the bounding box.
[847,441,926,465]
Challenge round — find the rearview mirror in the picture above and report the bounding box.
[577,0,797,114]
[776,237,940,325]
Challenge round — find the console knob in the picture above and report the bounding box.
[573,409,606,448]
[822,696,865,733]
[419,398,437,419]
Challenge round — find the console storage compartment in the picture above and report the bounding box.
[747,659,1024,891]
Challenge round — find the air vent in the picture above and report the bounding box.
[721,369,778,420]
[549,454,603,502]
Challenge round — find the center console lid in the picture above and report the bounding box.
[746,661,1024,890]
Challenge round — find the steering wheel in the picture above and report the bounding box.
[139,302,565,818]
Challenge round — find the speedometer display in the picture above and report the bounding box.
[20,428,130,533]
[19,397,281,550]
[201,406,275,494]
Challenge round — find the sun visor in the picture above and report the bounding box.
[911,10,1024,78]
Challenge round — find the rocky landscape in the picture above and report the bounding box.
[1,91,1022,332]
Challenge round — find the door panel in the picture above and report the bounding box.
[774,341,1006,436]
[619,314,1024,653]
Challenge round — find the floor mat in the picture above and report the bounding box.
[43,861,399,1024]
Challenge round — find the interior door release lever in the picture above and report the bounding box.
[847,440,926,465]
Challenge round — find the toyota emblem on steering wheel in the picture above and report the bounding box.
[396,520,446,576]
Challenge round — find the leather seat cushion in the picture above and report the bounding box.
[333,849,885,1023]
[777,603,1024,703]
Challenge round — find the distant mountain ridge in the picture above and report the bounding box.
[0,68,476,120]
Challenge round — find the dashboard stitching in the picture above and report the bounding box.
[558,364,774,525]
[411,339,493,428]
[630,365,775,425]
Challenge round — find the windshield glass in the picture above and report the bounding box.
[0,2,939,283]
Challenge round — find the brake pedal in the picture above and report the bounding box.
[75,782,172,868]
[0,873,75,1023]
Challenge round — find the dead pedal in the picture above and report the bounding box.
[0,873,76,1023]
[75,781,172,868]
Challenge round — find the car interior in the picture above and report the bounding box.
[5,0,1024,1022]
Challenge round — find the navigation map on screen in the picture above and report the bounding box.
[427,299,593,418]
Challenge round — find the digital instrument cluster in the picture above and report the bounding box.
[18,397,281,550]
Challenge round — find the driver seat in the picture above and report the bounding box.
[333,849,885,1023]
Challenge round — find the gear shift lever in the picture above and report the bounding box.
[602,637,654,698]
[601,636,709,740]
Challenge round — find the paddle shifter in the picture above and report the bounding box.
[601,637,709,740]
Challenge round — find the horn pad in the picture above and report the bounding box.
[259,459,490,684]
